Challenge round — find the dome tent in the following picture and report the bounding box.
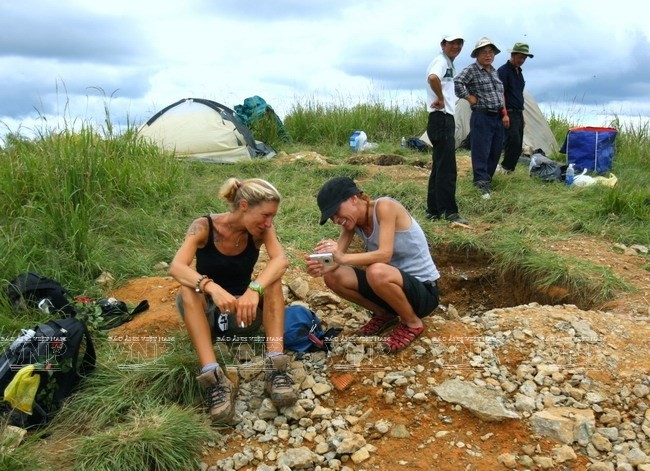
[137,98,275,163]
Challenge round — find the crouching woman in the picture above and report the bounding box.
[306,176,441,353]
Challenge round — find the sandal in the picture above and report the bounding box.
[383,323,424,353]
[357,311,399,336]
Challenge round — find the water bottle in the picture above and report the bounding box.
[349,131,361,152]
[566,163,575,186]
[401,137,407,148]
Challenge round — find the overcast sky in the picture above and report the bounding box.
[1,0,649,140]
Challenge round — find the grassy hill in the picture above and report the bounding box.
[0,102,648,469]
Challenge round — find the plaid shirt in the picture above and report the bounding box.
[454,62,504,111]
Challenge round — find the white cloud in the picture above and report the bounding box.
[1,0,649,140]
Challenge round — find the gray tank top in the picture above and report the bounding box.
[354,197,440,282]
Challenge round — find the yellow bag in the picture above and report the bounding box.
[593,173,618,187]
[3,364,41,414]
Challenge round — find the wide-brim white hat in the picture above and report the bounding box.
[471,37,500,58]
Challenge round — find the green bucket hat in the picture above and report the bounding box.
[509,42,534,58]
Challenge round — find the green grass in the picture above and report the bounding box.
[52,337,203,431]
[0,99,649,469]
[68,403,215,471]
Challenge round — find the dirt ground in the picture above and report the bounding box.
[107,155,649,470]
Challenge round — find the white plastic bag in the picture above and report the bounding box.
[355,131,367,152]
[573,169,596,187]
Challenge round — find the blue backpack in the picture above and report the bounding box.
[234,95,292,143]
[406,137,429,153]
[283,306,325,352]
[283,306,343,352]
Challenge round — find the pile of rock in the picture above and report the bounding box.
[202,282,649,470]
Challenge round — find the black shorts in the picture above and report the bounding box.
[353,267,439,318]
[176,293,263,340]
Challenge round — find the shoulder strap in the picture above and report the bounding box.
[205,215,214,241]
[46,319,96,375]
[130,300,149,316]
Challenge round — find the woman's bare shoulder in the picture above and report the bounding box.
[186,215,212,236]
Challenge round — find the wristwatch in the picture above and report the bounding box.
[248,280,264,296]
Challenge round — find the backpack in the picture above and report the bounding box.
[5,272,77,317]
[234,95,292,143]
[559,126,617,174]
[406,137,429,153]
[0,317,96,427]
[406,137,429,152]
[283,305,341,352]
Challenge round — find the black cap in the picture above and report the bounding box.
[317,176,362,225]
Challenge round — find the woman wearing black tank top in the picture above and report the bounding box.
[169,177,297,423]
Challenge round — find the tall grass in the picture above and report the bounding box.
[0,127,186,293]
[281,98,428,148]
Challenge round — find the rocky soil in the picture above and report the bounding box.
[105,235,649,471]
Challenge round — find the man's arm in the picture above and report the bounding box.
[454,67,477,106]
[428,74,444,109]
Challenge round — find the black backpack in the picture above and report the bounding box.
[406,137,430,153]
[5,272,77,317]
[0,317,96,427]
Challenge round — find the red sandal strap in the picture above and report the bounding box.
[358,311,398,336]
[384,323,424,352]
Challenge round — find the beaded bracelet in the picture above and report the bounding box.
[195,274,208,293]
[199,277,213,293]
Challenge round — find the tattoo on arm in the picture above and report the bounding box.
[187,221,201,237]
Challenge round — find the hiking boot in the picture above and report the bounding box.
[496,164,513,175]
[196,365,237,422]
[265,354,298,408]
[474,181,491,200]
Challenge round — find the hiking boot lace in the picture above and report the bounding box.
[269,370,294,389]
[207,382,231,407]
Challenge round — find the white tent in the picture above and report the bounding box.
[138,98,275,163]
[420,91,558,156]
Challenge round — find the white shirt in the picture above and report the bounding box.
[426,52,457,114]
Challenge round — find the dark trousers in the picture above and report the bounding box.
[426,111,458,217]
[501,110,524,171]
[470,111,504,183]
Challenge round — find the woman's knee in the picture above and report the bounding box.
[176,286,208,319]
[365,263,393,286]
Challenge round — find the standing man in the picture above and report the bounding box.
[497,43,534,174]
[454,37,507,199]
[425,34,468,225]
